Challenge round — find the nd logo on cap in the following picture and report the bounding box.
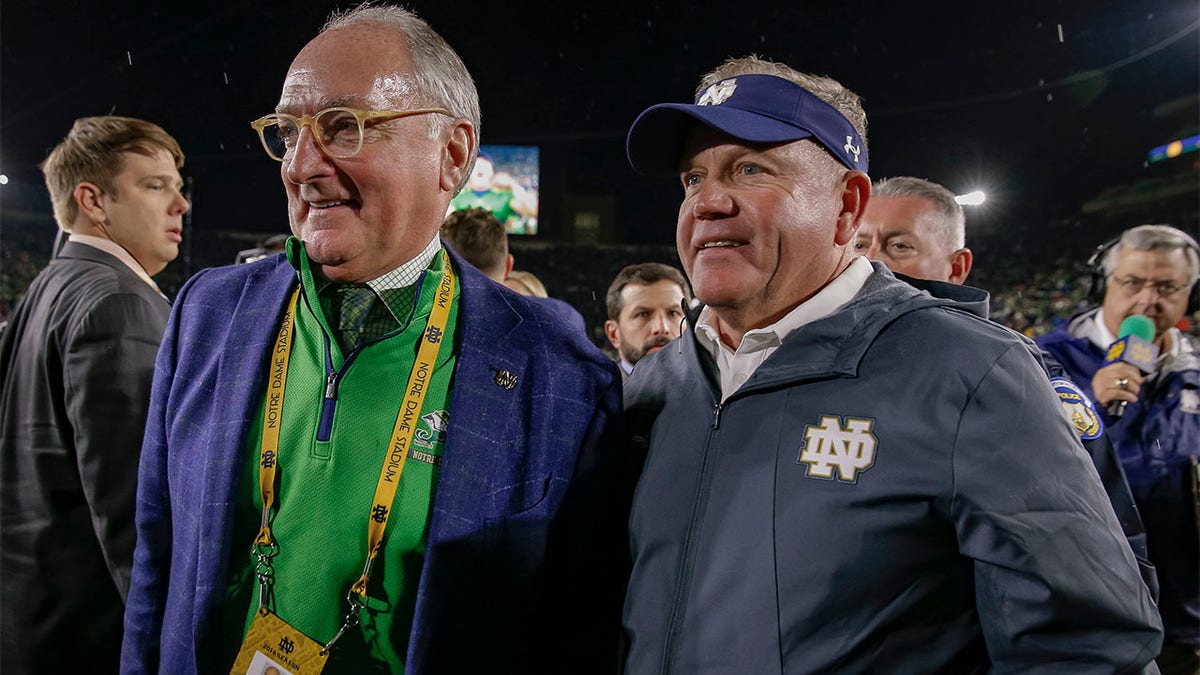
[697,78,738,106]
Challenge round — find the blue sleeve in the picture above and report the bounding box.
[120,271,209,673]
[951,343,1162,672]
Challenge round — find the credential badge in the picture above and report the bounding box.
[697,78,737,106]
[798,415,877,483]
[1050,377,1104,440]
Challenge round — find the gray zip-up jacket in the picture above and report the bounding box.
[623,264,1162,674]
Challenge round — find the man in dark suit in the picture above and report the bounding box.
[0,116,189,673]
[121,5,625,674]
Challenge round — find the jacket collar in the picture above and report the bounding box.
[684,262,992,391]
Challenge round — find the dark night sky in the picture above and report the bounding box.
[2,0,1197,249]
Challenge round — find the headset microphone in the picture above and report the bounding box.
[1103,314,1158,417]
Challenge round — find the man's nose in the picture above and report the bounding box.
[284,125,333,184]
[649,312,673,336]
[692,179,736,219]
[171,189,190,216]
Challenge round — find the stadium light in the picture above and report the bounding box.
[955,190,985,206]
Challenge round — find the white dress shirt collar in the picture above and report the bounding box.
[694,256,874,400]
[68,233,163,295]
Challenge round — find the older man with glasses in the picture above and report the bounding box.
[121,6,626,673]
[1038,224,1200,674]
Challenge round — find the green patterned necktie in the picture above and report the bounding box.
[336,284,376,354]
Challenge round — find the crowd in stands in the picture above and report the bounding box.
[3,219,1195,343]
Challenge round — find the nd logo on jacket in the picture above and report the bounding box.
[798,415,878,482]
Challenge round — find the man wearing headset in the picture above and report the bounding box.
[1038,224,1200,675]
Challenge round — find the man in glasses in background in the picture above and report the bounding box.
[121,6,625,673]
[1038,224,1200,674]
[1,115,187,674]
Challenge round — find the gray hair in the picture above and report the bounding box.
[1102,224,1200,281]
[322,3,481,186]
[697,55,868,148]
[873,176,966,249]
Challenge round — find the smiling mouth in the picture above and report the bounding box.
[308,200,354,209]
[700,240,744,249]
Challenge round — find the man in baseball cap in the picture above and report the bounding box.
[627,71,867,175]
[620,55,1161,673]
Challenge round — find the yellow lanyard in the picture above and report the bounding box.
[253,252,456,650]
[254,286,299,549]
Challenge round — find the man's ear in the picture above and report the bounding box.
[604,319,622,352]
[74,181,107,224]
[440,119,475,193]
[948,247,973,285]
[834,170,870,246]
[504,253,514,279]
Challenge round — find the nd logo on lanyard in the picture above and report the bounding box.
[231,252,455,674]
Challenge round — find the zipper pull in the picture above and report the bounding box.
[324,371,339,400]
[712,402,724,430]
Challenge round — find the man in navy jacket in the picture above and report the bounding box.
[621,56,1161,673]
[1039,224,1200,674]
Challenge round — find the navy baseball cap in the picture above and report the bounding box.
[626,73,868,175]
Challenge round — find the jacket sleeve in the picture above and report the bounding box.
[62,290,167,599]
[951,342,1163,673]
[119,288,187,673]
[1039,347,1158,598]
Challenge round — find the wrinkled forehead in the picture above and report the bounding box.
[677,124,821,171]
[1114,246,1195,279]
[278,26,421,113]
[678,124,752,161]
[624,279,686,302]
[863,196,937,233]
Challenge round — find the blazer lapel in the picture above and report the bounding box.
[430,256,530,541]
[193,260,297,610]
[405,253,532,670]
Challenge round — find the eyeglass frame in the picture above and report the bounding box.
[1107,273,1196,299]
[250,106,453,162]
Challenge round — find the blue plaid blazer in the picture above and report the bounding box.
[120,247,627,673]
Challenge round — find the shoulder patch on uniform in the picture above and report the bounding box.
[1181,388,1199,414]
[1050,377,1104,440]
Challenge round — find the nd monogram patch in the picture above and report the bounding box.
[697,78,737,106]
[798,415,877,482]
